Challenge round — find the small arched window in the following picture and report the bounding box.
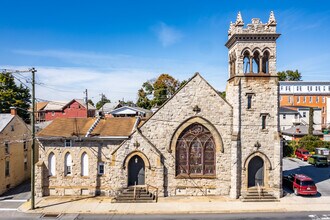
[81,152,89,176]
[262,51,270,73]
[176,123,216,177]
[243,50,250,73]
[48,152,56,176]
[64,153,72,176]
[253,51,261,73]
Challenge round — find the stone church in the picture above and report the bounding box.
[36,12,283,200]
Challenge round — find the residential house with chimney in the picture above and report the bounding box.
[0,108,31,195]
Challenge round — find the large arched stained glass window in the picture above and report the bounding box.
[176,123,216,177]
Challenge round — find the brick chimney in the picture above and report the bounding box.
[10,107,17,116]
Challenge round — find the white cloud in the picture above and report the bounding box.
[154,22,183,47]
[5,48,228,104]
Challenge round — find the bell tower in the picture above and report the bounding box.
[226,12,282,199]
[226,11,279,78]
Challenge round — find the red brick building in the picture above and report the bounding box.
[40,99,96,121]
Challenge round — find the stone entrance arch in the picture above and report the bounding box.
[243,151,272,189]
[248,156,264,187]
[128,155,145,186]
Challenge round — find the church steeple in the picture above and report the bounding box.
[225,11,280,78]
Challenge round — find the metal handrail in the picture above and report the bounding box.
[133,182,137,200]
[146,184,159,202]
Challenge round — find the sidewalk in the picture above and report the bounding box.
[18,194,330,215]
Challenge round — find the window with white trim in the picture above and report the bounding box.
[303,96,306,103]
[283,114,286,119]
[322,96,325,103]
[48,153,56,176]
[297,96,300,103]
[303,112,306,118]
[65,153,72,176]
[81,153,89,176]
[98,162,105,175]
[309,96,312,103]
[316,96,319,103]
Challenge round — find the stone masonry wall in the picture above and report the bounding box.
[37,139,122,197]
[113,74,234,197]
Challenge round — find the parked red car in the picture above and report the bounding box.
[295,148,310,161]
[283,174,317,196]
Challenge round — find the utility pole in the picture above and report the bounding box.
[84,89,89,117]
[31,67,36,210]
[100,93,104,115]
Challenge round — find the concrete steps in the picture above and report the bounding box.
[113,187,156,203]
[241,188,279,202]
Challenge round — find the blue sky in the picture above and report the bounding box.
[1,0,330,103]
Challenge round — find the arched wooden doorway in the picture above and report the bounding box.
[248,156,264,187]
[128,155,145,186]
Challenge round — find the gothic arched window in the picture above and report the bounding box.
[176,123,216,177]
[253,51,261,73]
[81,152,89,176]
[48,152,56,176]
[262,50,270,73]
[243,50,251,74]
[64,153,72,176]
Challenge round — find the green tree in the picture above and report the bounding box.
[277,70,302,81]
[136,88,152,109]
[298,135,323,153]
[121,100,135,107]
[283,140,298,157]
[309,107,314,135]
[217,91,226,99]
[0,72,31,122]
[87,99,94,107]
[96,94,110,110]
[137,74,180,109]
[153,74,179,107]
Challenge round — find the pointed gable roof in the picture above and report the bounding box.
[138,72,232,128]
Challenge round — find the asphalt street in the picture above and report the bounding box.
[0,180,30,212]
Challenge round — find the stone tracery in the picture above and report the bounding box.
[175,123,215,177]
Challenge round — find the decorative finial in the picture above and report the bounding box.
[268,11,276,24]
[235,11,244,25]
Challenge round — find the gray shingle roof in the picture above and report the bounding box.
[282,125,324,136]
[0,114,14,132]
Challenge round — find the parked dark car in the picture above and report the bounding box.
[308,155,328,167]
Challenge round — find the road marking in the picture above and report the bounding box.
[0,208,17,211]
[0,199,27,202]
